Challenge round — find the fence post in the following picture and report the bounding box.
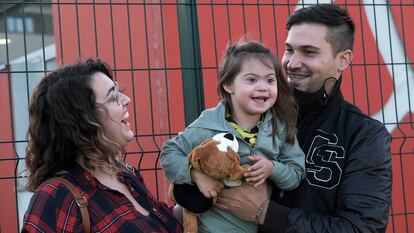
[176,0,204,125]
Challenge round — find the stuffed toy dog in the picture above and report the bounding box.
[169,133,245,233]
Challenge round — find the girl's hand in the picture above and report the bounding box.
[244,156,274,187]
[191,168,224,198]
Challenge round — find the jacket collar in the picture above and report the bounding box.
[65,162,155,210]
[295,77,344,125]
[65,162,137,192]
[188,102,273,132]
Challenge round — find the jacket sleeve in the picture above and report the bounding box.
[160,128,204,184]
[269,135,305,191]
[261,123,392,233]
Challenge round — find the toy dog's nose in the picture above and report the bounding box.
[224,133,234,140]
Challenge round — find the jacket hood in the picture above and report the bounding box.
[187,102,273,131]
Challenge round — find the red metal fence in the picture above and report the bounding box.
[0,1,412,232]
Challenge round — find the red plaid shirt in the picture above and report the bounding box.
[22,163,182,233]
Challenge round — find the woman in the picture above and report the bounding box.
[22,59,183,233]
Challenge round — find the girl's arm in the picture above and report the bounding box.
[160,128,202,185]
[268,135,305,191]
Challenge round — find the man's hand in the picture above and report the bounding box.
[245,156,274,187]
[191,168,224,198]
[215,182,269,224]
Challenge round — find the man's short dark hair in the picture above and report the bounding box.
[286,4,355,55]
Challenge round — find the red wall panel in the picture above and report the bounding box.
[0,66,18,233]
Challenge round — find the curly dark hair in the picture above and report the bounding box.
[25,58,122,191]
[217,40,298,144]
[286,4,355,55]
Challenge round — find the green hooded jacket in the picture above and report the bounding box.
[160,102,305,233]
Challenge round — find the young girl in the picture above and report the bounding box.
[160,41,305,233]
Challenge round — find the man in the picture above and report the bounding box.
[215,4,392,233]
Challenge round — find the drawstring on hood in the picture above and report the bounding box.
[294,77,342,123]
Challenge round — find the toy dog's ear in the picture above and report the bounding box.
[188,146,201,169]
[226,147,240,163]
[226,148,245,180]
[188,139,217,169]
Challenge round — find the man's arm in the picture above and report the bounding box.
[217,124,392,233]
[215,183,270,224]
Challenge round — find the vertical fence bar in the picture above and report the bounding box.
[176,0,204,125]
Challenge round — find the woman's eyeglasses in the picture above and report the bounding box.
[96,82,122,106]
